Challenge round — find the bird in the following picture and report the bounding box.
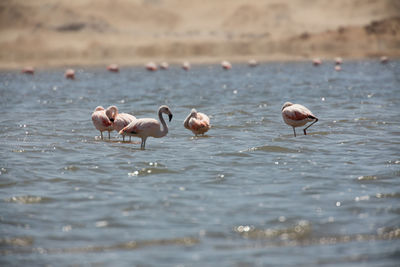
[107,64,119,72]
[221,61,232,70]
[380,56,388,64]
[334,57,343,65]
[182,61,191,71]
[146,62,158,71]
[159,62,169,70]
[312,58,322,66]
[21,66,34,74]
[335,65,341,71]
[119,105,173,149]
[248,59,258,67]
[183,109,210,136]
[65,69,75,79]
[281,102,318,137]
[105,106,136,141]
[91,106,113,140]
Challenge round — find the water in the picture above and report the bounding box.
[1,61,399,266]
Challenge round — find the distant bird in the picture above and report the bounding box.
[182,61,191,71]
[183,109,210,136]
[91,106,113,140]
[146,62,158,71]
[312,58,322,66]
[105,106,136,141]
[160,62,169,70]
[65,69,75,79]
[107,64,119,72]
[248,59,258,67]
[380,56,388,64]
[21,66,34,74]
[119,105,173,149]
[334,57,343,65]
[221,60,232,70]
[281,102,318,137]
[335,65,341,71]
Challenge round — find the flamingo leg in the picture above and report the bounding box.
[129,136,131,142]
[108,131,111,139]
[123,135,125,142]
[140,138,146,150]
[100,131,104,140]
[292,127,296,137]
[303,118,318,135]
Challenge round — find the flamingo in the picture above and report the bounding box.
[107,64,119,72]
[335,65,341,71]
[380,56,388,64]
[146,62,158,71]
[105,106,136,141]
[182,61,191,71]
[334,57,343,65]
[312,58,322,66]
[248,59,258,67]
[91,106,113,139]
[21,66,34,74]
[221,60,232,70]
[119,105,173,149]
[281,102,318,137]
[160,62,169,70]
[65,69,75,79]
[183,109,210,136]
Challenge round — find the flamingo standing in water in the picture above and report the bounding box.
[182,61,191,71]
[119,105,173,149]
[221,61,232,70]
[21,66,35,74]
[105,106,136,141]
[183,109,210,136]
[281,102,318,137]
[65,69,75,79]
[91,106,113,140]
[146,62,158,71]
[107,64,119,72]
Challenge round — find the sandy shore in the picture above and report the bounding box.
[1,0,399,69]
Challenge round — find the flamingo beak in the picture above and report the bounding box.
[168,114,173,122]
[110,118,114,122]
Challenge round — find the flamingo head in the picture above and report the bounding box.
[160,105,173,122]
[190,109,198,117]
[105,106,118,122]
[282,102,293,111]
[94,106,104,112]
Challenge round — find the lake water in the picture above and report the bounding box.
[1,61,399,266]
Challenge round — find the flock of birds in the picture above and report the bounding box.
[91,101,317,149]
[20,56,390,149]
[91,105,211,149]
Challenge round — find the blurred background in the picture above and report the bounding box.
[1,0,399,68]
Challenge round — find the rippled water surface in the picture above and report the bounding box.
[1,61,400,266]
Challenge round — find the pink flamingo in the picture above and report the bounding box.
[21,66,34,74]
[335,57,343,65]
[182,61,191,71]
[65,69,75,79]
[160,62,169,70]
[119,105,173,150]
[105,106,136,141]
[281,102,318,137]
[183,109,210,136]
[146,62,158,71]
[107,64,119,72]
[221,60,232,70]
[91,106,113,139]
[312,58,322,66]
[248,59,258,67]
[380,56,388,64]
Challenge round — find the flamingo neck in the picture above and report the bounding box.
[157,109,168,137]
